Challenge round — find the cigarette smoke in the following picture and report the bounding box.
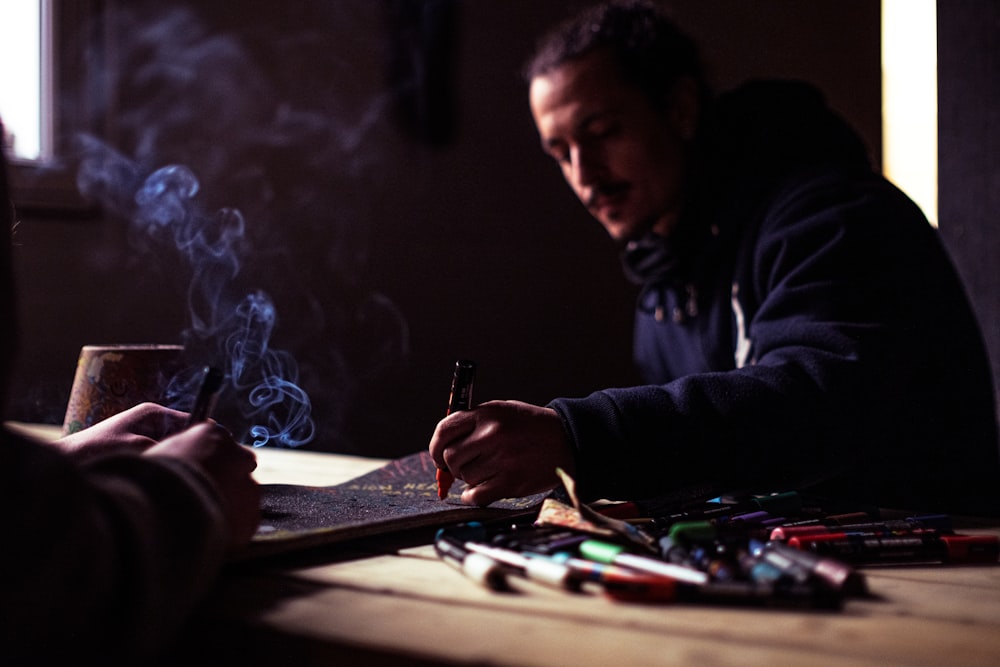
[77,138,314,447]
[71,2,411,448]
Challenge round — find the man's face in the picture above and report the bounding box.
[529,50,692,243]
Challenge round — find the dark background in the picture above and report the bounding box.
[6,1,997,459]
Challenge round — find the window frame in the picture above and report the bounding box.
[8,0,113,217]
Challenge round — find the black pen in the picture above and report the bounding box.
[186,366,224,427]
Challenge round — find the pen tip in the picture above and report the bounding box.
[203,366,224,391]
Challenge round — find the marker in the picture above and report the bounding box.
[772,511,875,529]
[579,540,709,585]
[825,511,880,524]
[436,359,477,500]
[700,491,803,520]
[465,543,577,590]
[769,514,952,542]
[688,545,741,582]
[674,578,842,610]
[464,540,678,602]
[599,575,678,603]
[433,532,508,591]
[726,510,774,524]
[503,533,590,555]
[544,551,677,597]
[751,541,867,597]
[643,491,803,529]
[788,532,999,565]
[658,535,691,564]
[658,535,740,582]
[490,526,577,552]
[186,365,224,427]
[666,520,720,544]
[540,552,678,602]
[739,546,814,589]
[665,519,772,546]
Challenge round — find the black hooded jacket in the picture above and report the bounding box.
[549,80,1000,514]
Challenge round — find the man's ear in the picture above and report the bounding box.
[667,75,700,142]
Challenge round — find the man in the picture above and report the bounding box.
[0,134,260,662]
[429,0,1000,514]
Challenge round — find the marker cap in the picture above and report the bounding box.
[462,552,508,589]
[940,535,1000,563]
[579,540,624,564]
[601,573,677,603]
[524,557,575,588]
[667,520,717,544]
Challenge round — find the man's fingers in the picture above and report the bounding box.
[461,482,501,507]
[429,411,478,468]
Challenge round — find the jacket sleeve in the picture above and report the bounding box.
[549,169,999,511]
[0,429,229,664]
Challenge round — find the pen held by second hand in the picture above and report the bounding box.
[186,366,224,428]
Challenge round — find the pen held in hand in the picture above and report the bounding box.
[186,365,224,428]
[437,359,477,500]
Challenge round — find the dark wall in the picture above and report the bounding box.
[938,0,1000,415]
[7,1,882,457]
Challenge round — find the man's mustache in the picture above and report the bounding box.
[585,182,629,208]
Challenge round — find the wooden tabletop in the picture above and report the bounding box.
[165,445,1000,667]
[8,423,999,665]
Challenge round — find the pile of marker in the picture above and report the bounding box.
[434,491,1000,608]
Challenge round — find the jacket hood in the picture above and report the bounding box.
[622,79,871,288]
[700,79,872,198]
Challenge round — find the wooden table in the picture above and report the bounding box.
[162,445,1000,667]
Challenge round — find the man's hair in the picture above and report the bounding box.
[524,0,706,111]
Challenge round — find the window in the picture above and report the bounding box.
[882,0,937,227]
[0,0,50,163]
[1,0,105,215]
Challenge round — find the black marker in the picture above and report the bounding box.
[186,366,224,427]
[436,359,477,499]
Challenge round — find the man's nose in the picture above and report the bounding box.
[568,145,603,190]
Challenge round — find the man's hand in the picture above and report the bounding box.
[428,400,574,506]
[147,423,261,549]
[53,402,191,461]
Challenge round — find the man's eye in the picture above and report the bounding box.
[546,146,570,164]
[587,122,618,139]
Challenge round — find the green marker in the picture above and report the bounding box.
[579,540,708,586]
[667,520,719,544]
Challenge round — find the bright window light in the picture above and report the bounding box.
[882,0,937,226]
[0,0,48,162]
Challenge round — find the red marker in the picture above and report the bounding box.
[769,514,952,542]
[437,360,476,500]
[435,470,455,501]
